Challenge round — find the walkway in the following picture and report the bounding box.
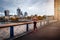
[14,22,60,40]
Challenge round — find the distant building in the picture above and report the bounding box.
[24,12,28,17]
[17,8,23,17]
[45,16,54,20]
[4,10,9,16]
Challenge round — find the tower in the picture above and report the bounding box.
[54,0,60,21]
[17,8,23,17]
[24,12,28,17]
[4,10,9,16]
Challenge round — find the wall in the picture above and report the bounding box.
[54,0,60,21]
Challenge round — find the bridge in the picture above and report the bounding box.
[0,20,58,40]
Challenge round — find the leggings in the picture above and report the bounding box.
[34,22,37,30]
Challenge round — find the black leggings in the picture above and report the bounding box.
[34,22,37,30]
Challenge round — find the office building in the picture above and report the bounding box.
[4,10,9,16]
[24,12,28,17]
[17,8,23,17]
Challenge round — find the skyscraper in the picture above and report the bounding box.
[4,10,9,16]
[24,12,28,17]
[17,8,23,17]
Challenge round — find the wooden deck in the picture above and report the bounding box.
[14,22,60,40]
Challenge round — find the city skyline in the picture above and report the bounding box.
[0,0,54,16]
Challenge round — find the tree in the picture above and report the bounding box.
[10,17,19,22]
[42,15,46,19]
[38,16,43,20]
[0,16,5,22]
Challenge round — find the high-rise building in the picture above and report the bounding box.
[4,10,9,16]
[17,8,21,16]
[24,12,28,17]
[17,8,23,17]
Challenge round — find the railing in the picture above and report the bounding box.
[0,20,57,40]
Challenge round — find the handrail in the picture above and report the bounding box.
[0,20,44,28]
[0,21,33,28]
[0,20,57,28]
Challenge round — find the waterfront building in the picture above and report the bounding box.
[4,10,9,16]
[45,16,54,20]
[24,12,28,17]
[17,8,23,18]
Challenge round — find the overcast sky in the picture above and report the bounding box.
[0,0,54,16]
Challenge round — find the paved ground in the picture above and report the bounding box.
[14,22,60,40]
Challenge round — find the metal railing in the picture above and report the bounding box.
[0,20,57,40]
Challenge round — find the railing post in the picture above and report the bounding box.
[26,24,29,32]
[47,20,49,24]
[45,21,46,25]
[10,26,14,38]
[40,21,42,27]
[33,21,37,30]
[44,21,45,25]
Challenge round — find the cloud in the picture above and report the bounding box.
[0,12,4,16]
[0,0,54,16]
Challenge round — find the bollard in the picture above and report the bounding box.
[10,26,14,38]
[33,21,37,30]
[26,24,29,32]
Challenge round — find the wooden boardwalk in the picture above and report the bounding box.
[14,22,60,40]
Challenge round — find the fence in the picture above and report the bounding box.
[0,20,57,40]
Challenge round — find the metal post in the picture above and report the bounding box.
[44,21,45,25]
[26,24,29,32]
[45,21,46,25]
[10,26,14,38]
[47,20,49,24]
[40,21,42,27]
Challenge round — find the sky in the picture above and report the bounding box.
[0,0,54,16]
